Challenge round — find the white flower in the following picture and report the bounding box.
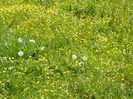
[18,38,23,43]
[29,39,35,43]
[82,56,87,61]
[78,61,84,66]
[72,54,77,60]
[18,51,24,57]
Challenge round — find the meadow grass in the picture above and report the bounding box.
[0,0,133,98]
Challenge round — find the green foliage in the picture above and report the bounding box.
[0,0,133,98]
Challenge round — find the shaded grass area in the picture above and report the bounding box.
[0,0,133,98]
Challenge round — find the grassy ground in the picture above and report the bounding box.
[0,0,133,98]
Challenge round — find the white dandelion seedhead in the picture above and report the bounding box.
[18,51,24,57]
[29,39,35,43]
[18,38,23,43]
[72,54,77,60]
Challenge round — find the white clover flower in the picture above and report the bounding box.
[82,56,87,61]
[18,51,24,57]
[29,39,35,43]
[18,38,23,43]
[72,54,77,60]
[78,61,84,66]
